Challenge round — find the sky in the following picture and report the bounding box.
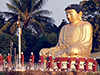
[0,0,82,26]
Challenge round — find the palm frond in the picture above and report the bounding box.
[31,10,52,18]
[6,16,18,25]
[34,15,55,24]
[33,0,48,11]
[10,0,23,12]
[10,21,18,34]
[31,19,44,33]
[0,21,12,34]
[20,0,28,11]
[3,12,17,18]
[27,0,34,13]
[6,3,19,13]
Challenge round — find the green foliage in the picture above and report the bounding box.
[0,0,63,63]
[87,72,95,75]
[80,0,100,52]
[0,27,59,62]
[20,26,59,62]
[58,19,68,32]
[0,34,11,59]
[22,28,37,61]
[44,33,58,46]
[32,32,58,62]
[0,33,27,62]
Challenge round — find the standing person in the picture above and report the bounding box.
[84,57,88,72]
[67,56,71,70]
[0,54,3,70]
[7,53,11,68]
[92,58,97,72]
[47,53,53,71]
[57,54,61,71]
[30,52,34,69]
[21,52,24,66]
[38,53,44,68]
[75,56,80,71]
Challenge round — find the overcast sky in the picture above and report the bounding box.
[0,0,82,26]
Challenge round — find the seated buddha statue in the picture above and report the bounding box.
[39,4,93,58]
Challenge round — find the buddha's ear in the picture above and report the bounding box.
[79,11,83,17]
[79,11,82,20]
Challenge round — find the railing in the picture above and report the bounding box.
[0,62,45,71]
[0,62,100,71]
[97,64,100,71]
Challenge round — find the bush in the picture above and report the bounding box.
[87,72,95,75]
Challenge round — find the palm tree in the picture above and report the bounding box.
[0,13,5,29]
[0,0,54,36]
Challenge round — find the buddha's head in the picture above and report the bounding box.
[65,4,83,23]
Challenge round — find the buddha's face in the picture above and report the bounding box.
[66,9,81,23]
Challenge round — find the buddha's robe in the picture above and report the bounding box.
[40,21,92,58]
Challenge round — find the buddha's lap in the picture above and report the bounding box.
[40,44,89,57]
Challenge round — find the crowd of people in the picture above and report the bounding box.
[0,52,35,71]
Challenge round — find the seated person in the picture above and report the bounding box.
[39,4,92,58]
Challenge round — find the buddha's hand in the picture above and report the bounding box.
[60,44,69,50]
[40,49,49,56]
[60,45,66,49]
[50,46,59,49]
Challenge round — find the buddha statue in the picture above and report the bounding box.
[39,4,93,58]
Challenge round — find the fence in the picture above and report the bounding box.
[0,62,100,71]
[0,62,45,71]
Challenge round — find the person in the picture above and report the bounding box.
[47,53,53,70]
[57,54,61,70]
[7,53,11,68]
[84,57,88,71]
[38,53,44,68]
[29,52,34,69]
[67,56,71,69]
[30,52,34,63]
[40,4,92,58]
[92,58,97,72]
[21,52,24,66]
[0,54,3,69]
[74,56,80,71]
